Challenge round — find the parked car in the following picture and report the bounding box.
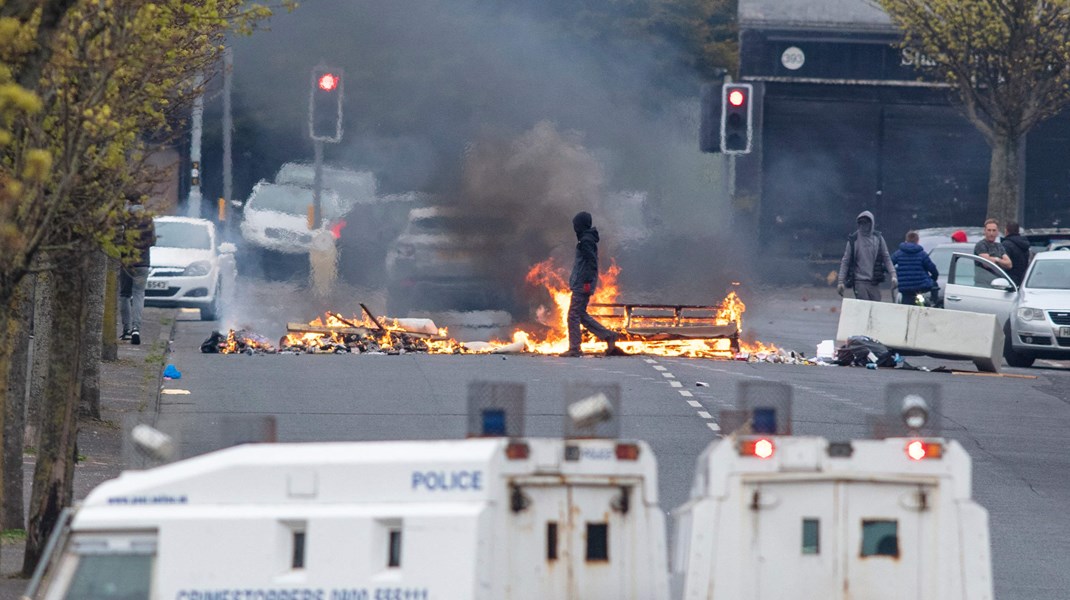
[147,217,237,321]
[913,226,984,254]
[239,182,348,254]
[384,206,515,316]
[944,251,1070,367]
[915,242,976,306]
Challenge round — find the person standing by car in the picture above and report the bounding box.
[892,231,939,306]
[119,198,156,345]
[1001,221,1030,287]
[837,210,896,301]
[561,211,623,357]
[973,218,1012,287]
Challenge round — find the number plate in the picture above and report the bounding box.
[1060,326,1070,338]
[147,280,169,290]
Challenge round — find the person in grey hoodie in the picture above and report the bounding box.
[837,210,896,302]
[561,211,623,357]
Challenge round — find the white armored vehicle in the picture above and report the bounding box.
[24,382,668,600]
[674,382,993,600]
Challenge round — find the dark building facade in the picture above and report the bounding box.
[733,0,1070,278]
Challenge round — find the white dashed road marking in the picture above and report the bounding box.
[647,359,719,435]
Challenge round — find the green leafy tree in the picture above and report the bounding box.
[0,0,281,572]
[877,0,1070,226]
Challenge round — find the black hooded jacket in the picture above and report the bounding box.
[569,212,599,293]
[1002,233,1031,286]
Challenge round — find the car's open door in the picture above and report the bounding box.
[944,253,1017,324]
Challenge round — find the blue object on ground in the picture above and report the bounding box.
[163,364,182,379]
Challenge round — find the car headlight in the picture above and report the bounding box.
[1017,307,1045,321]
[183,261,212,277]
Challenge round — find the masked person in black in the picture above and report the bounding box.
[119,198,156,345]
[561,211,623,357]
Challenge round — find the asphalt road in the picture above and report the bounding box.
[158,280,1070,599]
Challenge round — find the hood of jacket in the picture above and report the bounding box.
[1003,233,1030,252]
[897,241,924,254]
[573,211,593,238]
[856,210,875,236]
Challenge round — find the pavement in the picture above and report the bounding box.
[0,307,176,599]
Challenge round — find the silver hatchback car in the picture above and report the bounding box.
[945,251,1070,367]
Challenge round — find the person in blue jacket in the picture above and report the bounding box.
[892,231,940,306]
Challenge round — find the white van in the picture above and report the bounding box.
[674,383,993,600]
[25,437,668,600]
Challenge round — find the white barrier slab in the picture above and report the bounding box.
[835,299,1004,372]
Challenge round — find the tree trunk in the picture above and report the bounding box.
[79,252,106,419]
[986,133,1024,227]
[22,256,88,576]
[26,271,52,450]
[102,257,118,362]
[2,278,33,530]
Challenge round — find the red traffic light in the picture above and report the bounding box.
[318,73,339,92]
[728,89,745,107]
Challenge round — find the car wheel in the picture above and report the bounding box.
[1004,347,1035,368]
[1002,323,1035,368]
[200,280,222,321]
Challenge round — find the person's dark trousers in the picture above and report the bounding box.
[566,290,617,352]
[899,289,924,306]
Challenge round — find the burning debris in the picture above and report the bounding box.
[203,258,778,359]
[201,329,277,354]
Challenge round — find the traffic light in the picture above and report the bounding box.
[309,67,343,142]
[720,83,753,154]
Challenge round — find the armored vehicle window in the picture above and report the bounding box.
[861,520,899,557]
[802,518,820,555]
[586,523,609,561]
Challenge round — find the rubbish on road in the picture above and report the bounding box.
[836,298,1003,373]
[163,364,182,379]
[835,335,897,368]
[696,381,709,387]
[949,370,1037,379]
[160,389,191,395]
[815,339,835,359]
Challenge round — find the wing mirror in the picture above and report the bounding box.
[989,277,1014,291]
[219,242,237,254]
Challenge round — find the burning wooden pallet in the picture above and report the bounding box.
[588,303,741,352]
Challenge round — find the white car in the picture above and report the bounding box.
[146,217,237,321]
[945,251,1070,367]
[239,181,348,254]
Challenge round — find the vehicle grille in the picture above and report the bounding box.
[1049,311,1070,325]
[1058,337,1070,348]
[266,228,312,244]
[152,268,185,277]
[146,288,179,297]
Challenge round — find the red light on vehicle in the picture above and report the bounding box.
[318,73,339,91]
[739,437,775,459]
[906,440,943,461]
[505,442,530,460]
[728,89,745,107]
[615,443,641,461]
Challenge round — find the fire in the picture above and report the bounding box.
[277,258,775,359]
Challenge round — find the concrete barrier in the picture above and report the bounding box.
[835,299,1004,372]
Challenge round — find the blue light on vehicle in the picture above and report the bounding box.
[481,409,507,436]
[753,408,777,434]
[1017,307,1045,321]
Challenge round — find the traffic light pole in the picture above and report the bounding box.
[312,139,323,229]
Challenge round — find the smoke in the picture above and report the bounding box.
[212,0,739,310]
